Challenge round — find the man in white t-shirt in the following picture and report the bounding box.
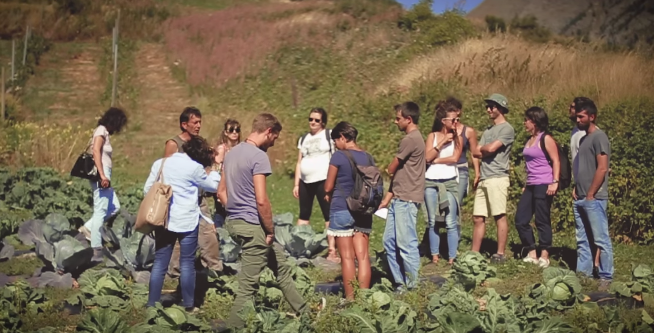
[293,108,338,262]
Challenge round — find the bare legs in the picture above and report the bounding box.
[472,214,508,255]
[336,232,370,300]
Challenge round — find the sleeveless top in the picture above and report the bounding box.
[456,125,469,166]
[425,133,458,180]
[523,132,553,185]
[167,135,212,222]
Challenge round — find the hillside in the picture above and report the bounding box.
[468,0,654,46]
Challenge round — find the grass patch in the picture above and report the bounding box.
[0,255,43,276]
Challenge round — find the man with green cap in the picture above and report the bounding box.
[471,93,515,263]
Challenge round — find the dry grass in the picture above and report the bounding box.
[378,33,654,104]
[162,1,350,86]
[0,122,90,173]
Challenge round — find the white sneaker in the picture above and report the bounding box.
[522,256,539,265]
[538,258,550,268]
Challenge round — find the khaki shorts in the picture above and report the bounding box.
[473,177,510,218]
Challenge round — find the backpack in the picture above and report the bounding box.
[540,133,572,190]
[342,150,384,216]
[300,129,333,157]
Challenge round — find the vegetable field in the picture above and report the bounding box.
[1,167,654,333]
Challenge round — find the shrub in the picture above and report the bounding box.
[485,15,506,33]
[398,0,477,48]
[509,15,552,43]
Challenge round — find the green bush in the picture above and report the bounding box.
[333,0,400,20]
[509,15,552,43]
[485,15,506,33]
[398,0,477,47]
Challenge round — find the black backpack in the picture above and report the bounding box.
[300,129,333,157]
[342,150,384,216]
[540,133,572,190]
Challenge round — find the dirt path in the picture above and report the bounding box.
[22,43,104,123]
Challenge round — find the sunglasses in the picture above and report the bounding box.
[308,117,322,123]
[227,127,240,133]
[443,117,460,122]
[485,104,496,110]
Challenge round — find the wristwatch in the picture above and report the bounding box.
[552,179,559,183]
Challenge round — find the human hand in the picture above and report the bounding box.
[324,194,331,203]
[585,194,595,201]
[100,175,110,189]
[473,175,481,190]
[265,234,274,245]
[378,199,390,210]
[547,183,558,196]
[572,187,577,200]
[293,185,299,199]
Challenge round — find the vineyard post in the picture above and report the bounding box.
[111,44,118,107]
[11,39,15,85]
[22,26,31,66]
[1,67,5,122]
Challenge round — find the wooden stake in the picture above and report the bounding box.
[11,40,15,83]
[23,26,30,66]
[1,67,5,122]
[111,44,118,106]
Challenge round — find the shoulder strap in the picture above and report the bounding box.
[326,129,333,157]
[342,150,358,182]
[540,133,552,165]
[156,158,168,183]
[300,133,309,146]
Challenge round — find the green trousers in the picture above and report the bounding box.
[225,219,308,328]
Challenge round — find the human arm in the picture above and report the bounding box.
[293,150,302,199]
[433,135,463,164]
[91,135,109,188]
[544,135,560,196]
[323,165,338,203]
[194,166,221,193]
[254,174,274,243]
[217,171,227,206]
[214,144,225,167]
[425,133,439,163]
[163,140,178,158]
[586,154,609,200]
[467,127,481,186]
[479,125,515,158]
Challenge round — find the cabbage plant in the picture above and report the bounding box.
[272,213,327,259]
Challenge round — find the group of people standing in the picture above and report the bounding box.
[79,91,612,328]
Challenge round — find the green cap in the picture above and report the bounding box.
[484,93,509,113]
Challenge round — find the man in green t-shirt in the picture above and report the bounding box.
[471,94,515,264]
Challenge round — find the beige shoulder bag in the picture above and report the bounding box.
[135,158,173,234]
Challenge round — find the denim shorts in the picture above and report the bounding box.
[328,210,373,237]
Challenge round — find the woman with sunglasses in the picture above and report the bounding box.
[447,96,480,205]
[213,119,241,227]
[293,107,339,263]
[424,101,463,265]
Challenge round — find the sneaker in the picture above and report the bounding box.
[91,247,103,263]
[185,307,202,315]
[522,256,539,265]
[538,258,550,268]
[78,226,91,241]
[598,279,612,292]
[490,253,507,264]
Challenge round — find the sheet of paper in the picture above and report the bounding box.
[374,208,388,220]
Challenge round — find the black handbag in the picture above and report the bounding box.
[70,140,99,181]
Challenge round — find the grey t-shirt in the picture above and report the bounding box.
[223,142,272,224]
[390,129,425,203]
[480,122,515,180]
[573,128,610,200]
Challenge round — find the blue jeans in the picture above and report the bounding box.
[457,166,469,204]
[84,167,120,248]
[148,226,199,308]
[574,199,613,280]
[424,186,459,260]
[383,198,421,289]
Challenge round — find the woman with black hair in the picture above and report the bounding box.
[293,107,338,263]
[78,107,128,263]
[323,121,375,300]
[145,136,220,314]
[515,107,560,268]
[424,101,463,265]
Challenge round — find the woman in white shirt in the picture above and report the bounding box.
[424,101,463,265]
[293,108,338,263]
[78,107,127,263]
[144,136,220,314]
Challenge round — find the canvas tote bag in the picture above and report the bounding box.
[135,158,173,234]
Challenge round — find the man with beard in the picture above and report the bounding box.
[572,100,613,291]
[164,107,223,280]
[218,113,324,328]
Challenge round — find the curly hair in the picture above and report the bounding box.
[97,107,128,135]
[182,136,214,168]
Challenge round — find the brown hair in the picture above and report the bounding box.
[252,113,282,134]
[219,118,241,146]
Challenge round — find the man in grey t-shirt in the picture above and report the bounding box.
[218,114,318,328]
[379,102,425,291]
[572,101,613,289]
[471,93,515,264]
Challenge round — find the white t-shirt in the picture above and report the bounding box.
[425,134,458,181]
[297,129,333,184]
[93,125,113,169]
